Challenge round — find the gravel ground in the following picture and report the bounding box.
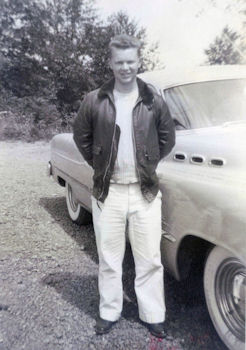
[0,141,228,350]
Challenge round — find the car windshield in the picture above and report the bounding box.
[164,79,246,129]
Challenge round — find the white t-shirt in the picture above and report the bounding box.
[111,88,139,184]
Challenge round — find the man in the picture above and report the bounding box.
[73,34,175,338]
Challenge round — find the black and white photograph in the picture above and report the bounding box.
[0,1,245,349]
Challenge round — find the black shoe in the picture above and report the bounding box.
[95,317,116,335]
[144,322,167,338]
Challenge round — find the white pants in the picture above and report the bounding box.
[92,183,166,323]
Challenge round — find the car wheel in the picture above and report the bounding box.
[65,183,92,225]
[204,246,245,350]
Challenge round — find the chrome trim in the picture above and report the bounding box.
[173,152,187,162]
[190,154,205,165]
[208,157,226,167]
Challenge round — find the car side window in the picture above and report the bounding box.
[164,88,190,130]
[164,79,246,129]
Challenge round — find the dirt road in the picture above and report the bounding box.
[0,141,227,350]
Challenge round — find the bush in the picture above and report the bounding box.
[0,91,75,142]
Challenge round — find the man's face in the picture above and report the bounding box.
[109,47,140,86]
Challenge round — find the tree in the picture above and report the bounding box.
[0,1,160,114]
[0,0,52,96]
[43,0,98,107]
[205,26,245,65]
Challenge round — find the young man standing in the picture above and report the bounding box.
[73,34,175,338]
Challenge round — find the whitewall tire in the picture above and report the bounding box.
[204,246,245,350]
[65,182,91,225]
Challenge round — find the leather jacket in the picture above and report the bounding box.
[73,77,175,203]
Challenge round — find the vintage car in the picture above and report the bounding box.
[48,65,246,350]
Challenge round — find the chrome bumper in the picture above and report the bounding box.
[46,161,52,177]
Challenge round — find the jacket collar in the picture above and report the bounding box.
[98,77,154,106]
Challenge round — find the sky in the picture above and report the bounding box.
[96,0,245,69]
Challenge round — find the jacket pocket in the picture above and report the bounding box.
[144,146,160,161]
[92,145,103,170]
[92,145,102,155]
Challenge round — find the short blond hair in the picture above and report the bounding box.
[109,34,141,57]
